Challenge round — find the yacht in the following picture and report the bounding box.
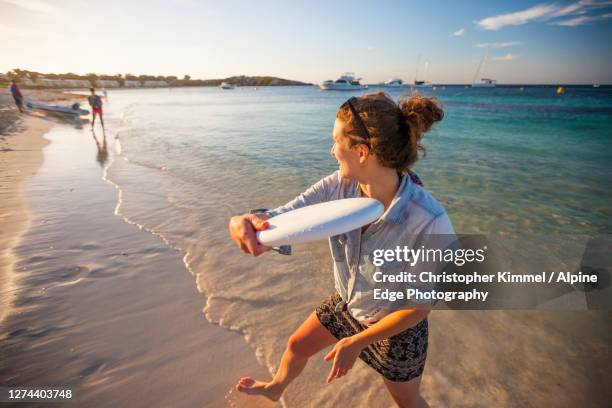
[472,78,497,88]
[319,73,365,90]
[471,46,496,88]
[220,82,235,90]
[413,57,433,88]
[383,78,404,88]
[413,80,433,88]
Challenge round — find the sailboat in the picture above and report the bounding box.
[413,56,433,88]
[471,46,497,88]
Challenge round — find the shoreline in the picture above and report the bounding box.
[0,113,52,324]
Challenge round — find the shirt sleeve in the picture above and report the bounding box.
[265,171,340,217]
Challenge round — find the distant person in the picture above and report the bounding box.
[10,80,25,113]
[103,88,108,102]
[88,88,104,129]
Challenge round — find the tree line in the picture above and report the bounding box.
[4,69,184,85]
[3,69,310,87]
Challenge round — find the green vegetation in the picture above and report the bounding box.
[2,69,310,88]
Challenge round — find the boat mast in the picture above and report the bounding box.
[414,54,421,83]
[472,45,489,84]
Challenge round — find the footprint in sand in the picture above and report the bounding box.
[224,386,279,408]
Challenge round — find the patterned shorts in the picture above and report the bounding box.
[315,293,428,382]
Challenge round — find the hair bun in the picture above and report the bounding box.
[400,93,444,134]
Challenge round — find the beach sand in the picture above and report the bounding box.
[0,101,276,407]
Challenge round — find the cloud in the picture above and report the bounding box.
[553,11,612,25]
[1,0,59,14]
[475,41,523,49]
[475,0,612,30]
[492,53,519,61]
[476,3,559,30]
[453,28,465,36]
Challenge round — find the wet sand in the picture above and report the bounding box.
[0,110,51,324]
[0,113,275,407]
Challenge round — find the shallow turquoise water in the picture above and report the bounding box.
[106,85,612,236]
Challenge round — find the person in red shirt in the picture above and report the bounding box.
[10,80,25,113]
[88,87,105,129]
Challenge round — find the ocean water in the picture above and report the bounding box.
[101,85,612,405]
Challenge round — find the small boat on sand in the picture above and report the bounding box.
[27,101,90,116]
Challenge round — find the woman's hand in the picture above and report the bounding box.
[228,213,272,256]
[323,337,363,383]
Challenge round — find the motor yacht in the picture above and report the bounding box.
[383,78,404,88]
[319,73,365,90]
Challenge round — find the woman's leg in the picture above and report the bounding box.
[383,376,429,408]
[236,311,337,401]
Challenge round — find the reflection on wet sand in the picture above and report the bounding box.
[92,129,108,167]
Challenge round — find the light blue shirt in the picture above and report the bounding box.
[267,171,456,324]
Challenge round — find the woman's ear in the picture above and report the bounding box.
[358,144,370,164]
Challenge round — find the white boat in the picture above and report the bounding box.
[413,57,433,88]
[471,46,496,88]
[472,78,497,88]
[383,78,404,88]
[27,101,89,116]
[319,73,365,90]
[220,82,235,90]
[413,80,433,88]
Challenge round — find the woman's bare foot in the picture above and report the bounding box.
[235,376,282,401]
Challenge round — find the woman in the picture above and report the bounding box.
[228,92,453,407]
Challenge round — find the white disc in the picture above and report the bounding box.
[257,198,384,246]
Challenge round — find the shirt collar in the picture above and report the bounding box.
[349,173,414,225]
[381,174,414,225]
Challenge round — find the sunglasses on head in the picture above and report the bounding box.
[340,97,371,142]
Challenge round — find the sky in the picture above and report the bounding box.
[1,0,611,84]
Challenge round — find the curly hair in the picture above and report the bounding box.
[336,91,443,173]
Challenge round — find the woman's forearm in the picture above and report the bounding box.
[350,309,430,349]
